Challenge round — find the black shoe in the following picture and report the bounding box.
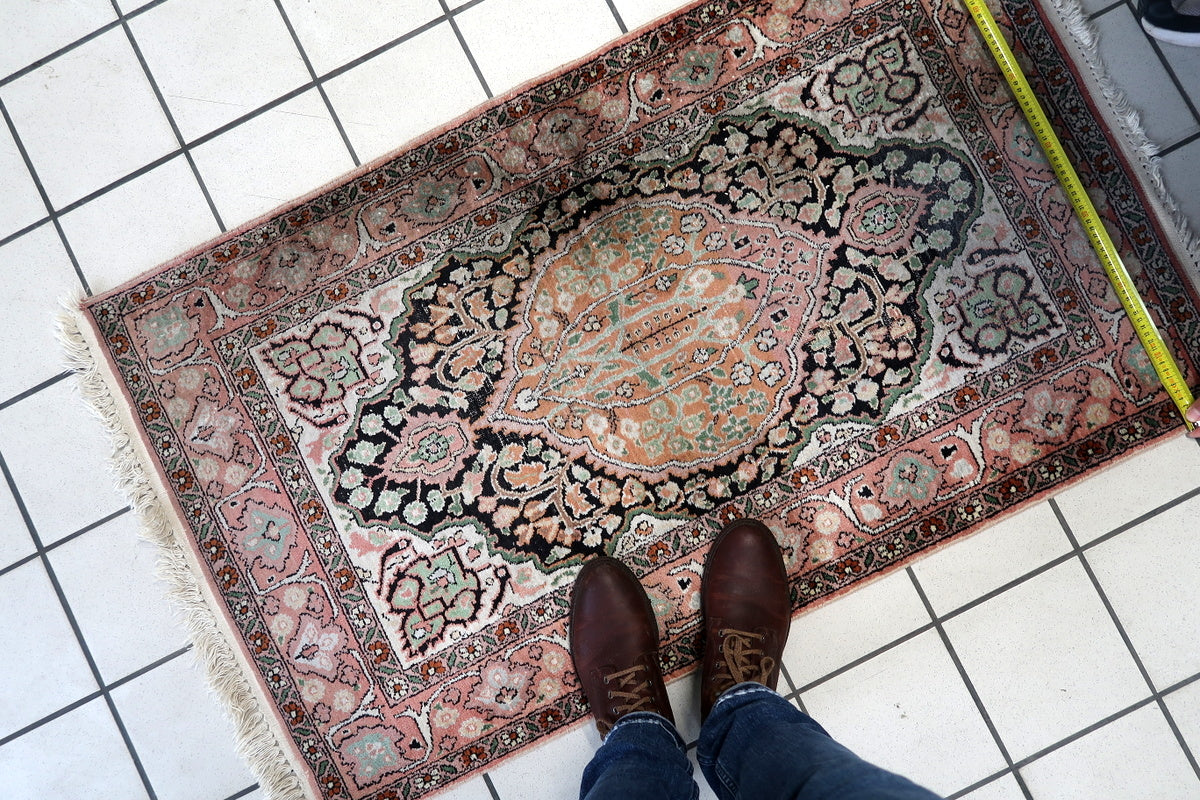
[1139,0,1200,46]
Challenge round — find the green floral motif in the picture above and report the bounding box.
[670,48,721,87]
[830,39,919,118]
[958,265,1055,354]
[881,453,941,510]
[387,550,482,654]
[269,323,365,406]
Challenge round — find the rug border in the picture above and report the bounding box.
[59,303,318,800]
[1037,0,1200,288]
[59,0,1200,797]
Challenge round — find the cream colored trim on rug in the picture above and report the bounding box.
[1041,0,1200,286]
[58,304,314,800]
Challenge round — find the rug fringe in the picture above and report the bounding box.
[57,302,311,800]
[1044,0,1200,280]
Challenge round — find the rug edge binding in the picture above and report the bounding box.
[1043,0,1200,285]
[57,301,315,800]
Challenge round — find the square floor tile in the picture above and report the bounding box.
[278,0,443,76]
[1086,494,1200,689]
[0,121,46,241]
[0,29,178,208]
[110,651,254,800]
[0,697,146,800]
[0,479,34,571]
[0,377,128,546]
[0,0,117,78]
[666,667,702,744]
[941,559,1147,760]
[1159,137,1200,243]
[1091,6,1198,149]
[1163,679,1200,757]
[611,0,691,31]
[0,560,96,738]
[910,501,1071,616]
[48,511,187,683]
[486,721,595,800]
[130,0,311,142]
[799,630,1007,796]
[783,566,930,689]
[1154,34,1200,118]
[1051,435,1200,544]
[0,226,82,401]
[455,0,622,96]
[59,154,221,294]
[191,89,355,229]
[324,21,489,165]
[1021,705,1198,799]
[959,773,1026,800]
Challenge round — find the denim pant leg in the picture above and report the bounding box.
[580,712,698,800]
[698,684,942,800]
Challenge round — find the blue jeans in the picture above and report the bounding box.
[580,684,941,800]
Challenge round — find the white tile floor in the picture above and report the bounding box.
[1,1,1199,798]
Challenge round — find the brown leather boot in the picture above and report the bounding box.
[569,557,674,736]
[700,518,791,720]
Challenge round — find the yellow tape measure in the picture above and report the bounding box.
[964,0,1196,431]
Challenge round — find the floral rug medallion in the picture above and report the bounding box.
[78,0,1199,797]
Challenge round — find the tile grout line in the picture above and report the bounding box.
[943,767,1022,800]
[1160,129,1200,159]
[0,370,74,413]
[0,690,104,748]
[1087,0,1127,18]
[1008,693,1159,770]
[784,491,1200,710]
[793,621,938,696]
[905,567,1035,800]
[0,9,466,252]
[1123,0,1200,127]
[222,783,261,800]
[108,0,227,234]
[439,0,494,99]
[0,505,132,580]
[0,0,171,91]
[0,96,92,295]
[778,660,798,695]
[0,450,158,800]
[0,641,195,748]
[270,0,362,168]
[1048,498,1200,781]
[603,0,630,34]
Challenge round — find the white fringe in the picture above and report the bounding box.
[1042,0,1200,281]
[57,304,311,800]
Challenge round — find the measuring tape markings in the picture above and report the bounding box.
[962,0,1196,430]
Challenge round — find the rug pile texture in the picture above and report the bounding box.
[71,0,1199,796]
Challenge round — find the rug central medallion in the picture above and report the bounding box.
[493,198,833,475]
[328,109,981,585]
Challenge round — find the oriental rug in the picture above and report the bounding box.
[68,0,1200,797]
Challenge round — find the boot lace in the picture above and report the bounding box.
[603,664,657,716]
[715,628,775,686]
